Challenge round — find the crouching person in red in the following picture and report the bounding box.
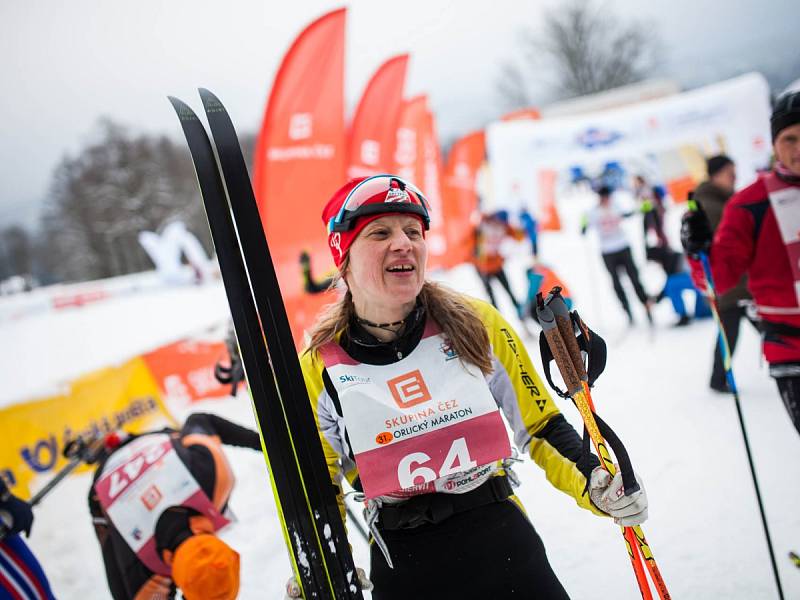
[682,90,800,435]
[88,413,262,599]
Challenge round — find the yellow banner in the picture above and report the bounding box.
[0,357,175,499]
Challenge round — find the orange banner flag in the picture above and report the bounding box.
[501,107,541,121]
[347,55,409,178]
[252,9,347,346]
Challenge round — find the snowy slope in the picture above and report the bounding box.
[6,192,799,599]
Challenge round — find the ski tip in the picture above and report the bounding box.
[167,96,200,121]
[198,88,225,113]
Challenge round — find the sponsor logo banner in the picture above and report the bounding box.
[0,357,174,499]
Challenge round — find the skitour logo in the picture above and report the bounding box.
[387,370,432,408]
[338,373,371,386]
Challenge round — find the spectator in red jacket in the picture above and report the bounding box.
[682,90,800,435]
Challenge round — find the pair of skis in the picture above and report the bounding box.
[536,289,671,600]
[168,90,362,599]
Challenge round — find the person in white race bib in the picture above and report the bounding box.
[88,413,262,600]
[285,175,649,600]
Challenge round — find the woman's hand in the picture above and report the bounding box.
[589,466,648,527]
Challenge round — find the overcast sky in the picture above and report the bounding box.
[1,0,797,229]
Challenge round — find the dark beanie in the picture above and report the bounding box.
[771,91,800,141]
[706,154,733,178]
[597,185,613,197]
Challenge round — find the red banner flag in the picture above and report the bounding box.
[393,95,427,184]
[392,97,447,268]
[347,55,409,178]
[440,131,486,268]
[252,9,347,346]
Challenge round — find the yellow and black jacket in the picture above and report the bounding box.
[299,296,603,518]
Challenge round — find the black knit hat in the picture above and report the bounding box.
[706,154,733,178]
[771,91,800,141]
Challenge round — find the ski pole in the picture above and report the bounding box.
[686,197,785,599]
[536,293,670,600]
[28,435,106,508]
[545,289,670,599]
[345,505,369,543]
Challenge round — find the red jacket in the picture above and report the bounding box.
[690,173,800,364]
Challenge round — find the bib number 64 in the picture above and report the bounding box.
[397,437,477,488]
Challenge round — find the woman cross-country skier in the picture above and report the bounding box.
[285,174,649,599]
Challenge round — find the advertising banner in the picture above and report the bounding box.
[252,9,347,346]
[487,73,772,214]
[0,358,174,499]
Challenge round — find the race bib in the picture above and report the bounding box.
[766,174,800,304]
[95,434,229,575]
[321,325,511,498]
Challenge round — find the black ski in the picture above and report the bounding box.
[168,95,361,599]
[198,88,360,595]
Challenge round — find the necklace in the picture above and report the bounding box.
[356,316,406,334]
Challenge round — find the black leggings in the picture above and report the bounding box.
[370,499,570,599]
[601,247,648,317]
[776,375,800,436]
[480,268,519,310]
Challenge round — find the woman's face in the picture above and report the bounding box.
[345,214,427,317]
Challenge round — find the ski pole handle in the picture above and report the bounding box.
[535,295,582,395]
[545,288,587,381]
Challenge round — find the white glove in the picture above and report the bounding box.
[285,567,373,598]
[589,466,648,527]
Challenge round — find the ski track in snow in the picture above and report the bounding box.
[3,190,798,599]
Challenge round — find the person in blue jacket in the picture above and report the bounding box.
[0,479,56,600]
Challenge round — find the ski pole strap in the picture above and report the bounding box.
[378,475,513,530]
[577,410,638,497]
[538,332,570,398]
[593,412,639,496]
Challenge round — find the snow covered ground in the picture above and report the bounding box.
[3,191,798,598]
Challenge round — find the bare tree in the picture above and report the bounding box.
[497,0,661,107]
[39,119,213,282]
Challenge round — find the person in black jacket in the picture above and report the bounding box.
[88,413,261,600]
[692,155,754,392]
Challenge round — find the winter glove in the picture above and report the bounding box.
[589,467,648,527]
[284,567,373,598]
[0,482,34,538]
[680,204,712,258]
